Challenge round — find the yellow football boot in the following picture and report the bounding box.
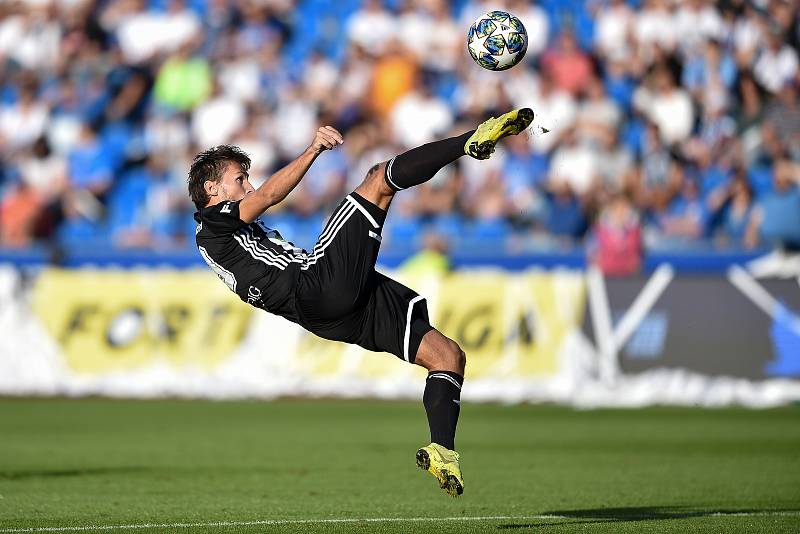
[464,107,535,160]
[416,443,464,497]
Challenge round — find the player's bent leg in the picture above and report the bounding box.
[413,329,466,497]
[354,161,395,212]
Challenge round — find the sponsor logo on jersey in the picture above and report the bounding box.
[246,285,263,306]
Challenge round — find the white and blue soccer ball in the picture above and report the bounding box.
[467,10,528,71]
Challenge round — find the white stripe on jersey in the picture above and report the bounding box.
[310,203,354,253]
[313,199,356,252]
[234,230,293,270]
[198,245,237,292]
[235,230,289,264]
[240,228,298,262]
[302,203,357,270]
[345,195,380,229]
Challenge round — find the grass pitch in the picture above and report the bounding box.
[1,399,799,533]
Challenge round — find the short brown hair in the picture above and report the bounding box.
[187,145,251,210]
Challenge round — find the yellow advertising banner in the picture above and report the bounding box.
[31,269,253,374]
[32,268,585,379]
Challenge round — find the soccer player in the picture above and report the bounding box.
[188,108,534,497]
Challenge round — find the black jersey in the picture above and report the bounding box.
[195,192,432,362]
[194,200,307,320]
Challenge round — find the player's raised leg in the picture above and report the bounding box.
[413,329,467,497]
[354,107,535,210]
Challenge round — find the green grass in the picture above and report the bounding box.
[0,399,799,533]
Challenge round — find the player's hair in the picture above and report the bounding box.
[187,145,252,210]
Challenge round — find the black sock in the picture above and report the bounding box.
[423,370,463,450]
[385,131,474,191]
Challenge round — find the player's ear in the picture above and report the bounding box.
[204,179,218,198]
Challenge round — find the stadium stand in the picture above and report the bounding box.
[0,0,798,273]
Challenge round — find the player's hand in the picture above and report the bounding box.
[309,126,343,154]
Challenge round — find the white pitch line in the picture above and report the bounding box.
[2,516,562,533]
[2,511,800,533]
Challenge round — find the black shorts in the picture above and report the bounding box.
[293,192,433,363]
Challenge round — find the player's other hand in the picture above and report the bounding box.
[310,126,343,154]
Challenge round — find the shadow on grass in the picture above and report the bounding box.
[498,506,800,530]
[0,466,147,480]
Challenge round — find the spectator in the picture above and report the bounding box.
[399,232,451,277]
[754,27,799,94]
[720,174,755,248]
[391,78,454,148]
[590,194,642,276]
[67,122,114,200]
[0,5,61,70]
[763,81,800,158]
[347,0,395,57]
[104,0,200,65]
[682,39,737,111]
[190,80,245,149]
[109,155,180,248]
[634,0,677,66]
[593,0,635,64]
[576,76,622,145]
[673,0,724,58]
[747,159,800,250]
[0,182,41,247]
[0,75,48,151]
[503,134,547,226]
[545,181,588,243]
[550,129,598,197]
[153,45,213,112]
[541,31,594,97]
[522,72,577,154]
[635,67,695,145]
[368,40,418,118]
[733,70,767,135]
[19,136,67,209]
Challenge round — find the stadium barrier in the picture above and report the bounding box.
[0,264,798,407]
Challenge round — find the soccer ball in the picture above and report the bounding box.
[467,11,528,71]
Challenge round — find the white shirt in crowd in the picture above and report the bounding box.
[191,95,245,149]
[347,5,396,55]
[0,14,61,70]
[114,8,200,64]
[635,1,676,57]
[673,2,724,56]
[0,102,49,150]
[550,143,597,195]
[644,88,695,145]
[391,91,454,148]
[595,1,635,62]
[754,45,799,94]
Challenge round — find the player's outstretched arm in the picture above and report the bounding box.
[239,126,343,223]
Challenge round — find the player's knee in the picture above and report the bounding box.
[443,338,466,374]
[360,161,390,191]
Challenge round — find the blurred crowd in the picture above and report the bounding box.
[0,0,799,270]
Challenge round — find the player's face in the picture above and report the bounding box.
[215,161,255,202]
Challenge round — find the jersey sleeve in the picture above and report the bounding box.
[200,201,246,234]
